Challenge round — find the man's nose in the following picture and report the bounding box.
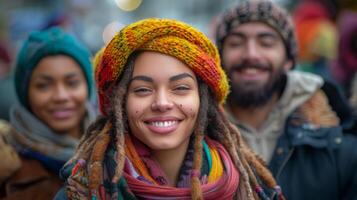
[243,40,261,61]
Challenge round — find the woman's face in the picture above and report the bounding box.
[28,55,88,137]
[126,51,200,153]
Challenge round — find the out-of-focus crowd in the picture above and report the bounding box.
[0,0,356,200]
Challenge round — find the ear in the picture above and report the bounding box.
[283,59,293,72]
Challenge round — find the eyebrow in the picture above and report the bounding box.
[33,75,53,81]
[130,76,154,83]
[130,73,195,83]
[228,31,279,39]
[228,32,246,38]
[169,73,195,82]
[65,72,82,79]
[33,72,82,81]
[257,32,279,39]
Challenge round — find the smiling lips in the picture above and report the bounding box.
[144,117,181,134]
[51,109,75,119]
[234,67,269,81]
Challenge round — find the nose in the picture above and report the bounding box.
[52,84,70,102]
[151,89,174,112]
[243,40,261,61]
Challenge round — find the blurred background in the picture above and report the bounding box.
[0,0,355,59]
[0,0,300,53]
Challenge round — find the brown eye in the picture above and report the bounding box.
[173,85,191,95]
[34,82,51,90]
[67,79,81,87]
[133,87,152,96]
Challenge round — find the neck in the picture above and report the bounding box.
[151,140,190,187]
[67,126,82,139]
[230,93,279,130]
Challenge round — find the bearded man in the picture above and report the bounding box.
[216,1,357,200]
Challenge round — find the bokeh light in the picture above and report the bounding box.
[102,21,125,44]
[114,0,142,12]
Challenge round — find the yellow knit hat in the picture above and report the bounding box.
[95,18,229,115]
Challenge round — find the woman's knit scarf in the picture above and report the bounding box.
[9,103,96,173]
[64,135,240,199]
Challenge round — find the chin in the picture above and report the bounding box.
[147,141,178,151]
[49,122,78,134]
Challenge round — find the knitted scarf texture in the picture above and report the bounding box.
[63,135,240,199]
[9,103,96,173]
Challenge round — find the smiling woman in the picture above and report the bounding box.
[28,55,88,139]
[55,18,284,200]
[0,27,96,200]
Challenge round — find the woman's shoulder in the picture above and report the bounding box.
[0,119,63,200]
[1,156,63,200]
[0,120,21,185]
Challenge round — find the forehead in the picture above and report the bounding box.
[32,55,82,76]
[132,51,196,78]
[229,22,282,38]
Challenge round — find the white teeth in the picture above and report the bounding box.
[242,68,259,74]
[150,121,177,127]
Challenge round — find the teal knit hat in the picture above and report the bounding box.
[14,27,93,108]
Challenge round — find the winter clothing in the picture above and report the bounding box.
[228,71,324,162]
[1,156,62,200]
[227,71,357,200]
[59,136,240,200]
[0,120,65,200]
[0,104,96,200]
[56,18,283,200]
[94,18,229,115]
[215,0,297,63]
[0,120,21,185]
[0,27,97,200]
[9,103,96,170]
[293,1,337,62]
[14,27,93,109]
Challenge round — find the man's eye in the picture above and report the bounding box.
[260,37,276,47]
[227,41,243,48]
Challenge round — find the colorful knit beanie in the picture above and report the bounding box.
[215,0,297,64]
[15,27,93,108]
[95,18,229,116]
[293,1,337,62]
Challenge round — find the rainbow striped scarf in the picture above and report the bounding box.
[108,135,240,199]
[63,135,240,200]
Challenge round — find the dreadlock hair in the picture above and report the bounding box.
[69,51,281,200]
[200,84,280,199]
[69,52,137,195]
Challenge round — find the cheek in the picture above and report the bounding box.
[73,85,88,104]
[133,110,143,117]
[179,103,199,118]
[223,48,241,65]
[28,90,48,109]
[126,96,145,120]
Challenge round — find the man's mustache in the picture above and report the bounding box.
[229,60,272,74]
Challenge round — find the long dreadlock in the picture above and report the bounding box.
[69,52,281,200]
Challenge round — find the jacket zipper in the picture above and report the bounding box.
[276,147,295,181]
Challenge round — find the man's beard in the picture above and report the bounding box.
[227,60,287,108]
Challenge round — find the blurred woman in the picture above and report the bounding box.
[55,18,284,200]
[0,27,96,200]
